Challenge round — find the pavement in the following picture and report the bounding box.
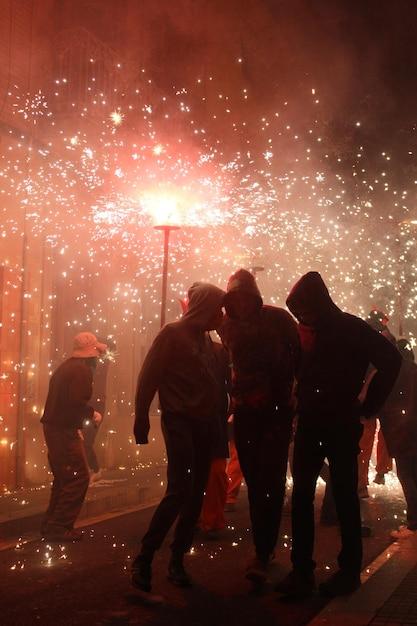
[1,469,417,625]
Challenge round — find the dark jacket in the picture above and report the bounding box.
[380,358,417,458]
[221,269,299,412]
[134,283,225,434]
[41,358,94,429]
[286,272,402,425]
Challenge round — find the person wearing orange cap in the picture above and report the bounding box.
[40,332,107,542]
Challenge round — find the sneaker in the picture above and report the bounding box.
[319,569,361,597]
[373,472,385,485]
[43,527,83,543]
[358,486,369,499]
[391,525,416,540]
[245,554,274,585]
[275,569,315,598]
[168,556,192,587]
[131,554,152,592]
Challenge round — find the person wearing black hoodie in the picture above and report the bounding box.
[277,272,401,598]
[132,282,225,593]
[221,269,299,585]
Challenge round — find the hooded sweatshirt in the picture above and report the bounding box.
[221,269,299,411]
[135,283,225,423]
[286,272,402,424]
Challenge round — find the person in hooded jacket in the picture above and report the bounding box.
[220,269,299,585]
[132,282,225,593]
[379,339,417,540]
[277,272,401,599]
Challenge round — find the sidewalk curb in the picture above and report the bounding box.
[308,535,417,626]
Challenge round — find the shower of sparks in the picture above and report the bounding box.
[0,62,417,489]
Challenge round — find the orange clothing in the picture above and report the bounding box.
[199,458,228,531]
[358,418,392,489]
[226,440,244,504]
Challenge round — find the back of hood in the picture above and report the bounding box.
[286,271,340,322]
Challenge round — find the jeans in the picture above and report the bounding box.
[291,419,363,574]
[234,406,292,559]
[141,413,214,556]
[395,454,417,529]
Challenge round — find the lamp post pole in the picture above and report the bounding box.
[154,225,180,328]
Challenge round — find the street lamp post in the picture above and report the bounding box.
[154,225,180,328]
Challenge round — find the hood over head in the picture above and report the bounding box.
[286,271,340,325]
[224,269,263,318]
[181,282,225,328]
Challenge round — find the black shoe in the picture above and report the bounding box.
[131,555,152,593]
[168,557,192,587]
[275,569,315,598]
[319,570,361,597]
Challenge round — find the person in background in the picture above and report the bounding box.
[83,337,115,483]
[198,339,230,538]
[41,332,107,542]
[224,423,244,512]
[132,282,225,593]
[358,310,395,496]
[278,272,401,599]
[380,339,417,540]
[221,268,299,586]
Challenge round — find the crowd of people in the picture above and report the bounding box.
[40,269,417,601]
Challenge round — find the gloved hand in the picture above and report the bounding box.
[134,417,150,445]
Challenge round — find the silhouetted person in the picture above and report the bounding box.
[381,339,417,540]
[221,269,299,585]
[41,332,107,542]
[132,282,225,593]
[277,272,401,598]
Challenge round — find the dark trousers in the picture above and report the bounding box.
[83,421,100,472]
[234,407,292,560]
[42,425,90,532]
[141,413,213,557]
[395,454,417,529]
[291,420,363,574]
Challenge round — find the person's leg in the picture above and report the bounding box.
[171,421,213,554]
[395,455,417,530]
[276,425,323,597]
[357,418,376,493]
[140,417,194,557]
[249,415,292,560]
[132,416,194,592]
[328,442,362,574]
[319,425,363,598]
[83,423,100,474]
[199,458,228,532]
[375,424,393,477]
[290,427,325,574]
[226,440,243,505]
[43,427,90,534]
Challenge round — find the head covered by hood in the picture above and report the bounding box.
[181,281,225,328]
[286,271,340,325]
[223,269,263,319]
